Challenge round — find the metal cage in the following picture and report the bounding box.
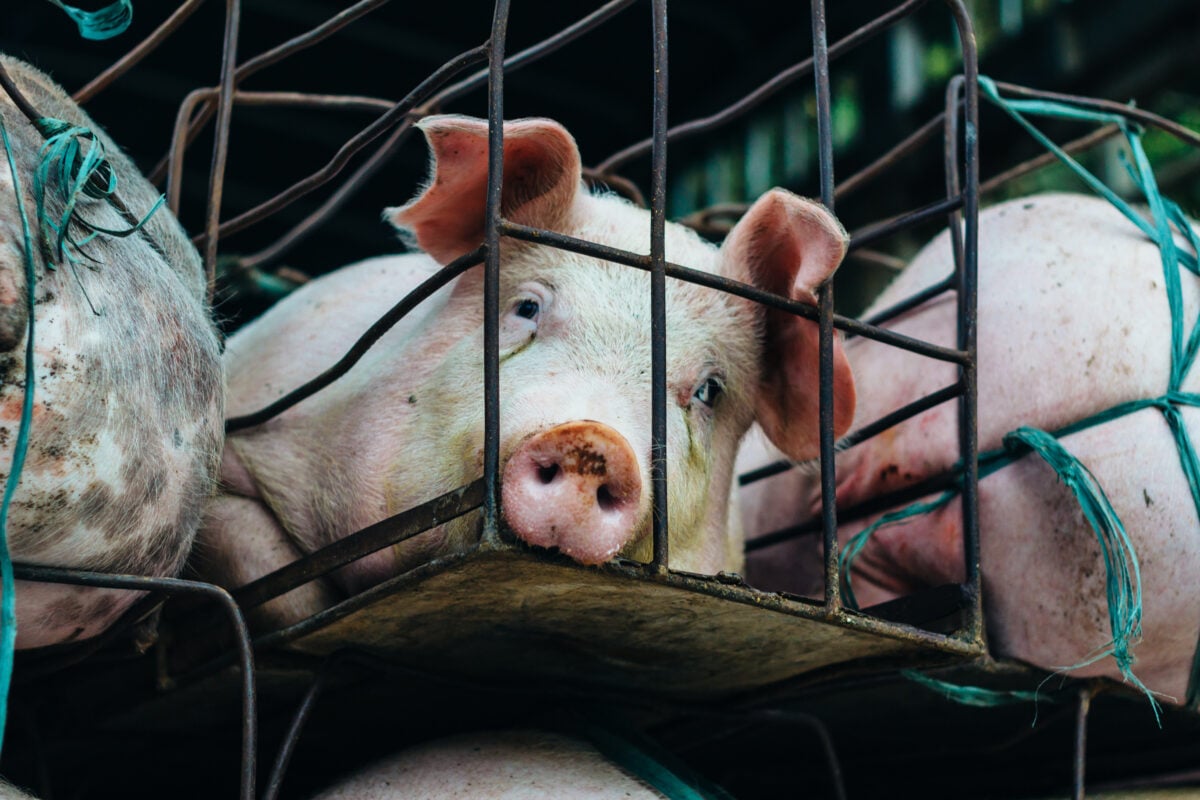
[4,1,1200,798]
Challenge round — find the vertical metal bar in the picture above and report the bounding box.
[262,659,339,800]
[810,0,840,611]
[649,0,669,569]
[202,0,241,302]
[943,75,965,275]
[483,0,511,545]
[1072,687,1093,800]
[946,1,982,645]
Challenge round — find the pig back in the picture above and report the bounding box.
[0,56,224,648]
[840,191,1200,504]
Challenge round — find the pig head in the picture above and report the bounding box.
[206,115,854,626]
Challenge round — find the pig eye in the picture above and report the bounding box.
[693,375,724,408]
[514,298,540,320]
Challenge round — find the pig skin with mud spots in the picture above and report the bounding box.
[0,57,224,649]
[738,193,1200,703]
[196,115,854,628]
[308,730,682,800]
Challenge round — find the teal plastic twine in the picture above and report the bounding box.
[572,719,737,800]
[45,0,134,41]
[0,114,39,756]
[901,669,1055,708]
[1004,427,1162,723]
[844,77,1200,715]
[33,118,165,270]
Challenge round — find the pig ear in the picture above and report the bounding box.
[722,189,856,461]
[386,115,583,264]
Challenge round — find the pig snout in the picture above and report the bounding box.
[501,421,643,565]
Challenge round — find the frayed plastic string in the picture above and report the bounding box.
[45,0,133,41]
[31,118,164,285]
[901,669,1053,709]
[1002,427,1162,724]
[0,113,38,757]
[838,491,956,611]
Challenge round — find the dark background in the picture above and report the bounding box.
[4,0,1199,327]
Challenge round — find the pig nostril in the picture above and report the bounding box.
[596,484,616,512]
[537,464,559,485]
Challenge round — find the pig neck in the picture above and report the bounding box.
[231,285,480,554]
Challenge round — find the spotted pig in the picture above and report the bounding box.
[0,56,224,649]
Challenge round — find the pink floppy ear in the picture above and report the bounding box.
[386,115,583,264]
[722,189,856,461]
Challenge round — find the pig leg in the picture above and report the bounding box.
[194,493,339,629]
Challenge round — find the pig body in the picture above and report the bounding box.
[0,57,224,648]
[198,115,855,627]
[308,730,692,800]
[740,193,1200,702]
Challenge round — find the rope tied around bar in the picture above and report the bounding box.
[841,76,1200,718]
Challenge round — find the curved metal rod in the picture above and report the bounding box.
[202,0,241,301]
[12,565,257,800]
[190,44,489,248]
[73,0,209,104]
[235,0,639,273]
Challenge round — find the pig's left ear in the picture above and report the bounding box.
[386,115,582,264]
[722,189,856,461]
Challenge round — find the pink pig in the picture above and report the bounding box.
[308,730,698,800]
[739,193,1200,703]
[197,115,855,627]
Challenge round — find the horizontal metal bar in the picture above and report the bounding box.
[500,222,971,365]
[744,468,962,551]
[596,0,934,172]
[861,274,955,329]
[232,478,485,612]
[737,382,960,489]
[848,195,964,253]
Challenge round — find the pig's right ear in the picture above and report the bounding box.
[386,115,583,264]
[721,189,856,462]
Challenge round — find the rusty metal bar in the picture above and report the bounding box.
[1073,687,1093,800]
[945,1,982,647]
[597,0,933,173]
[202,0,241,301]
[232,479,485,612]
[649,0,669,570]
[11,566,257,800]
[991,80,1200,150]
[810,0,840,613]
[500,222,971,365]
[150,0,396,186]
[73,0,208,104]
[980,123,1120,197]
[191,43,489,248]
[174,0,638,269]
[848,195,965,253]
[483,0,511,547]
[862,274,955,329]
[836,112,946,201]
